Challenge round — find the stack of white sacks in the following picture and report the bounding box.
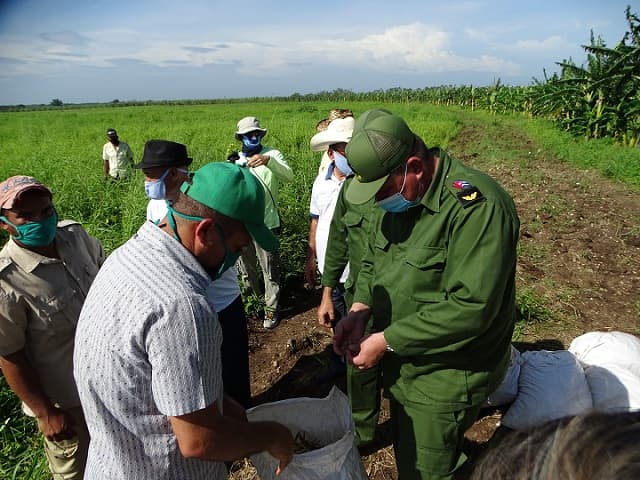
[486,331,640,430]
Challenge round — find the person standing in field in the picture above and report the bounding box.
[233,117,293,329]
[304,117,355,379]
[102,128,134,180]
[334,109,520,480]
[313,124,384,448]
[135,139,252,408]
[0,175,105,480]
[315,109,354,176]
[73,160,294,480]
[305,117,355,297]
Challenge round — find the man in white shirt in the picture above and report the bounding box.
[74,160,294,480]
[305,117,355,327]
[102,128,134,180]
[134,140,252,408]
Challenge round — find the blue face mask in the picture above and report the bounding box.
[332,150,353,176]
[241,134,262,150]
[1,211,58,247]
[144,168,188,200]
[376,164,422,213]
[166,205,239,281]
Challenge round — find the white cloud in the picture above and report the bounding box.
[464,28,492,43]
[302,23,520,74]
[39,30,90,45]
[0,23,521,77]
[509,35,569,52]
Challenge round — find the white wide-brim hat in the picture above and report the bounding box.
[309,117,355,152]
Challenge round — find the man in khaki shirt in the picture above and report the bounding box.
[103,128,134,180]
[0,175,105,479]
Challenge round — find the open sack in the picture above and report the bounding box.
[246,386,368,480]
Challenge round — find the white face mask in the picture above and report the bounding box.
[332,150,353,176]
[143,168,188,200]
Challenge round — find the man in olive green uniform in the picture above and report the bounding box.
[0,175,105,479]
[334,110,519,480]
[320,178,382,447]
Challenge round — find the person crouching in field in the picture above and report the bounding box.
[74,160,294,480]
[134,139,252,408]
[0,175,105,479]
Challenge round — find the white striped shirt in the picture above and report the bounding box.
[74,222,226,480]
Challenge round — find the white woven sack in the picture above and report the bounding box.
[568,331,640,377]
[247,386,367,480]
[585,363,640,412]
[486,345,521,406]
[501,350,593,430]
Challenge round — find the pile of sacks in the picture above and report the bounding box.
[487,331,640,430]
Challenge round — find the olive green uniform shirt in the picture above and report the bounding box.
[322,177,379,304]
[0,221,105,409]
[354,149,520,408]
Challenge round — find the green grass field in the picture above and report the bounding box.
[1,101,639,478]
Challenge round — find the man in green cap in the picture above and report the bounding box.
[334,110,520,480]
[74,155,294,479]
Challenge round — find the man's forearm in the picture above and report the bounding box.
[307,218,318,259]
[170,404,288,462]
[0,350,55,417]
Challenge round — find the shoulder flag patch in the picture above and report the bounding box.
[452,180,471,190]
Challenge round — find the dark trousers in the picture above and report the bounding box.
[331,283,347,327]
[218,295,252,408]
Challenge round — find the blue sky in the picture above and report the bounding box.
[0,0,633,105]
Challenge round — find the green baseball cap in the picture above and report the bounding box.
[345,109,415,204]
[180,162,279,252]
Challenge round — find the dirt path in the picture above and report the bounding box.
[451,117,640,344]
[233,116,640,480]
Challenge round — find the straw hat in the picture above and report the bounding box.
[315,109,354,132]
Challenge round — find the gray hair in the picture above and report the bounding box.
[471,411,640,480]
